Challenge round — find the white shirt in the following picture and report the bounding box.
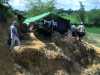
[77,25,85,32]
[10,24,18,39]
[52,20,57,27]
[71,25,76,31]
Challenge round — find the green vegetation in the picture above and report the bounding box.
[0,0,14,23]
[86,9,100,27]
[25,0,55,17]
[79,2,85,23]
[60,8,100,27]
[86,32,100,47]
[86,27,100,34]
[85,27,100,47]
[61,14,80,24]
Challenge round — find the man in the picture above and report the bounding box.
[71,25,77,38]
[77,22,85,41]
[10,21,21,49]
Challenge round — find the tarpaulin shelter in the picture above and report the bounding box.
[23,12,50,25]
[23,12,71,34]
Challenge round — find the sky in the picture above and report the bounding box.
[9,0,100,11]
[9,0,29,11]
[56,0,100,10]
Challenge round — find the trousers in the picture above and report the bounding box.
[10,36,21,49]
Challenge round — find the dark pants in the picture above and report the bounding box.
[78,32,85,38]
[72,31,77,37]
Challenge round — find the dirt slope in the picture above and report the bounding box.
[13,32,100,75]
[0,26,100,75]
[0,27,16,75]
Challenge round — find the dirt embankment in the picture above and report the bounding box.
[0,23,16,75]
[0,21,100,75]
[12,32,100,75]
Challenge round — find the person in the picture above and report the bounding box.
[77,22,85,41]
[66,20,71,36]
[52,19,57,31]
[71,24,78,39]
[10,21,21,49]
[17,23,28,40]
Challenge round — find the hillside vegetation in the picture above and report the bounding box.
[82,27,100,48]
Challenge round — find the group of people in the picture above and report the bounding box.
[7,14,86,49]
[71,22,86,41]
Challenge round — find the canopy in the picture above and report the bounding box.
[23,12,50,25]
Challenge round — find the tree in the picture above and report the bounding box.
[87,9,100,27]
[66,9,73,15]
[78,2,85,23]
[0,0,8,22]
[0,0,14,23]
[0,0,9,5]
[26,0,55,17]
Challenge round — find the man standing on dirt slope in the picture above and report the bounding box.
[10,20,21,49]
[77,22,86,41]
[71,24,78,40]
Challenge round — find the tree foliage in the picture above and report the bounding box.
[26,0,55,17]
[0,0,14,23]
[86,9,100,27]
[78,2,85,23]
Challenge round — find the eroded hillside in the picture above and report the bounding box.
[12,32,100,75]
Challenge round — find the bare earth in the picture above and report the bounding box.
[0,28,100,75]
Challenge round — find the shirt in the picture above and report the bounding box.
[71,25,77,32]
[10,24,18,39]
[77,25,85,32]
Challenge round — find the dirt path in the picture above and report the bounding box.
[28,32,46,49]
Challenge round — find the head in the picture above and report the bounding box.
[12,20,17,26]
[80,22,83,25]
[13,15,18,20]
[72,25,76,28]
